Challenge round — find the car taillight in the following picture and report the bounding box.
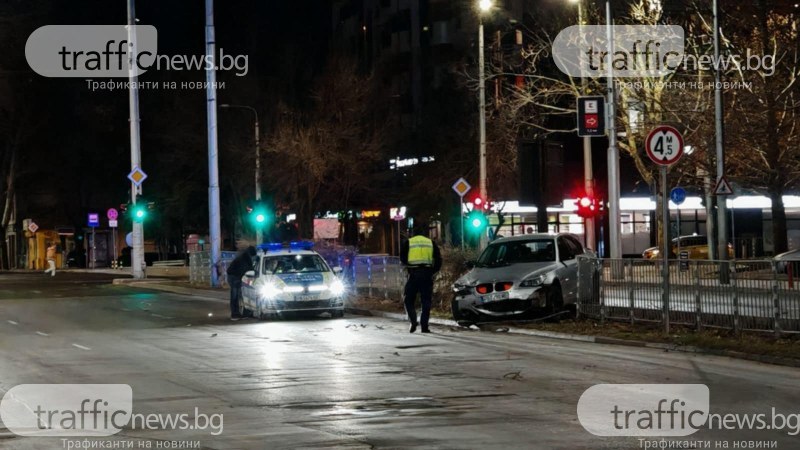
[494,282,513,292]
[476,284,493,294]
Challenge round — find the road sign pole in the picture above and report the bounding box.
[92,227,96,270]
[661,166,670,334]
[460,197,465,251]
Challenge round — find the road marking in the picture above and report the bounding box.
[150,313,174,319]
[36,331,49,337]
[72,344,91,351]
[7,320,18,326]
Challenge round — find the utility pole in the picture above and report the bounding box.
[713,0,729,283]
[577,0,595,251]
[206,0,222,287]
[127,0,144,280]
[605,0,621,262]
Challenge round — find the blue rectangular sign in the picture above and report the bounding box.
[88,213,99,228]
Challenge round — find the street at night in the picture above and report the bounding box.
[0,273,798,449]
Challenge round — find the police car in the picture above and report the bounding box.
[239,241,346,319]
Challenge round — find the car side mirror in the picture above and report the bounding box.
[333,266,343,275]
[244,270,255,278]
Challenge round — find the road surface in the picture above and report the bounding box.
[0,272,798,449]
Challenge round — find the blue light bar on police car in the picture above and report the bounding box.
[258,243,284,252]
[289,241,314,250]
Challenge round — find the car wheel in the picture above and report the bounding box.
[546,283,563,314]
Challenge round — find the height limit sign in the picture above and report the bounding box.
[646,125,684,166]
[577,96,606,137]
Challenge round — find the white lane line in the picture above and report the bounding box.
[150,313,174,319]
[36,331,49,337]
[7,320,18,325]
[72,344,91,351]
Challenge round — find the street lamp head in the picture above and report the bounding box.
[478,0,493,12]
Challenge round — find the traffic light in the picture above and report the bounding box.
[131,203,147,222]
[466,210,488,234]
[248,203,271,228]
[468,192,491,212]
[575,195,599,219]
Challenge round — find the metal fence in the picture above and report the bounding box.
[349,255,406,299]
[188,250,407,298]
[577,257,800,334]
[189,251,237,287]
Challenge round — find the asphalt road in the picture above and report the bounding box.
[0,272,799,449]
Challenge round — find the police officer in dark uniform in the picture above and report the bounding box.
[401,222,442,333]
[226,246,257,320]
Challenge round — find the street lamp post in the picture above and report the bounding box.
[220,104,261,242]
[478,0,491,248]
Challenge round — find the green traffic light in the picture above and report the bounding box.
[466,210,488,233]
[255,213,266,223]
[132,206,147,221]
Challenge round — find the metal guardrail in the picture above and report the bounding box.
[577,256,800,334]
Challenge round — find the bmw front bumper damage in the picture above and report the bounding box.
[452,286,549,321]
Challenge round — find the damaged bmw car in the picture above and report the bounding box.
[451,233,593,326]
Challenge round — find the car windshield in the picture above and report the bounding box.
[262,254,329,274]
[476,239,556,267]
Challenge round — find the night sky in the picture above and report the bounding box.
[2,0,331,233]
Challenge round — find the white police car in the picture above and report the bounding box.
[240,242,346,319]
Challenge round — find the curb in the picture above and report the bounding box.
[345,307,800,368]
[114,281,800,369]
[113,279,228,302]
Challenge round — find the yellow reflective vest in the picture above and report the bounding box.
[407,235,434,266]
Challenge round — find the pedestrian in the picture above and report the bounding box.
[226,246,257,320]
[44,242,57,277]
[401,222,442,333]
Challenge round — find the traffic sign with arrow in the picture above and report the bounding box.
[714,176,734,196]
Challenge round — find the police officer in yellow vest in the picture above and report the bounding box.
[401,222,442,333]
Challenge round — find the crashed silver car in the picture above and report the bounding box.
[451,233,592,326]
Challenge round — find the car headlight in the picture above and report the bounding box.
[519,275,546,288]
[259,282,282,299]
[452,283,471,296]
[329,279,345,296]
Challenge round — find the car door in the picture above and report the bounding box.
[241,256,261,308]
[556,236,579,299]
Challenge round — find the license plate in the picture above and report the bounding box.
[480,291,508,303]
[294,294,319,301]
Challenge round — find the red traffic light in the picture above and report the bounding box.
[575,196,600,218]
[468,192,491,211]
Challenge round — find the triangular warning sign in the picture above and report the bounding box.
[714,176,734,196]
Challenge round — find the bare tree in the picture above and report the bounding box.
[265,55,387,238]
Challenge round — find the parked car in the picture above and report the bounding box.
[773,249,800,274]
[451,233,593,326]
[642,235,733,260]
[240,242,346,319]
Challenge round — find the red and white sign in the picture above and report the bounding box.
[107,208,119,220]
[645,125,684,166]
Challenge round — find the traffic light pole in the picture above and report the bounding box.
[127,0,145,280]
[206,0,222,287]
